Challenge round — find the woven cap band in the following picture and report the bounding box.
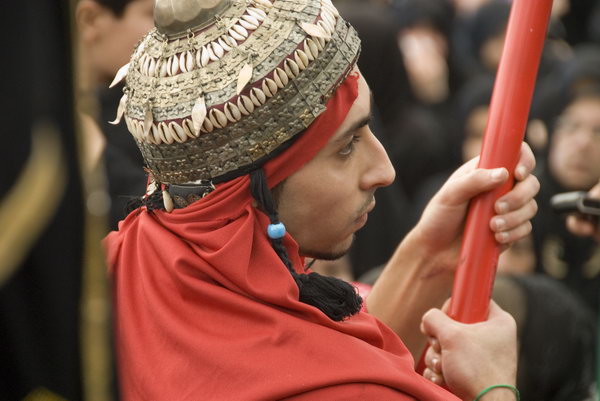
[110,0,361,184]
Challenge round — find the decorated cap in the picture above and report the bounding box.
[110,0,361,185]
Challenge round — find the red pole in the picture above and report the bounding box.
[417,0,552,376]
[448,0,553,323]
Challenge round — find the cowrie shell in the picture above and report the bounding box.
[275,68,289,87]
[317,20,332,36]
[162,122,175,144]
[218,36,232,52]
[229,28,245,42]
[158,122,170,144]
[250,88,266,106]
[248,7,267,19]
[179,53,188,73]
[173,54,181,75]
[212,42,224,59]
[207,45,218,61]
[305,39,319,60]
[232,24,249,38]
[239,95,254,114]
[323,1,339,17]
[224,102,242,122]
[138,54,147,73]
[186,51,195,72]
[262,78,278,97]
[322,8,336,29]
[160,59,168,77]
[182,119,197,138]
[200,46,210,66]
[142,55,151,76]
[284,59,300,78]
[242,14,260,27]
[135,120,145,142]
[209,109,228,128]
[148,57,157,76]
[295,50,309,69]
[255,0,272,8]
[239,18,258,30]
[201,117,214,133]
[224,35,237,47]
[316,37,325,50]
[151,124,162,144]
[169,122,187,143]
[237,97,249,115]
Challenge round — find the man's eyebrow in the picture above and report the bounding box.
[333,113,372,144]
[334,97,374,143]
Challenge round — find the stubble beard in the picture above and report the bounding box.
[299,234,356,261]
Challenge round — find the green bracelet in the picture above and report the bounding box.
[473,384,520,401]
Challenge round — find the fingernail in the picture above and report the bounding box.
[516,165,527,178]
[497,201,509,213]
[497,232,509,243]
[495,218,506,230]
[491,168,505,181]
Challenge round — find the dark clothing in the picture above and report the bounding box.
[97,85,147,230]
[532,167,600,315]
[0,2,84,399]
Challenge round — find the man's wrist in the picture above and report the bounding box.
[473,384,520,401]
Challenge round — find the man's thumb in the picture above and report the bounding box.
[421,308,457,340]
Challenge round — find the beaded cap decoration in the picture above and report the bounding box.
[109,0,361,185]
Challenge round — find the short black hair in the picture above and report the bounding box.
[93,0,137,17]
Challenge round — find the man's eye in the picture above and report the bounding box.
[339,135,361,157]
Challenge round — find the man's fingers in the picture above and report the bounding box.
[494,221,532,244]
[491,199,538,234]
[514,143,536,181]
[495,174,540,214]
[423,368,445,385]
[425,347,442,374]
[438,168,509,206]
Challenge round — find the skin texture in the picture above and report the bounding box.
[76,0,154,87]
[548,96,600,191]
[277,70,539,399]
[276,73,395,260]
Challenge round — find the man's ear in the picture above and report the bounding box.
[76,0,110,44]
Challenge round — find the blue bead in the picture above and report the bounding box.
[267,222,286,239]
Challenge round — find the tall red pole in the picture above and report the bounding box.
[448,0,553,323]
[417,0,553,377]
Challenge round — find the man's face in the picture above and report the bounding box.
[275,74,395,260]
[548,96,600,190]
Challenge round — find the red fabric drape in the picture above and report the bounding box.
[105,74,457,400]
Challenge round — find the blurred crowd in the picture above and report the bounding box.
[1,0,599,399]
[78,0,600,399]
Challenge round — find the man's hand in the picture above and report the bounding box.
[566,181,600,242]
[420,301,517,401]
[411,142,539,271]
[366,143,538,359]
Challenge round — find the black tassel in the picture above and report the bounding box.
[295,272,363,321]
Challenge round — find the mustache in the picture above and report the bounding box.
[357,192,376,216]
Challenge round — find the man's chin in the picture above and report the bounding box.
[300,235,355,261]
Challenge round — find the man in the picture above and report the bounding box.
[105,0,538,399]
